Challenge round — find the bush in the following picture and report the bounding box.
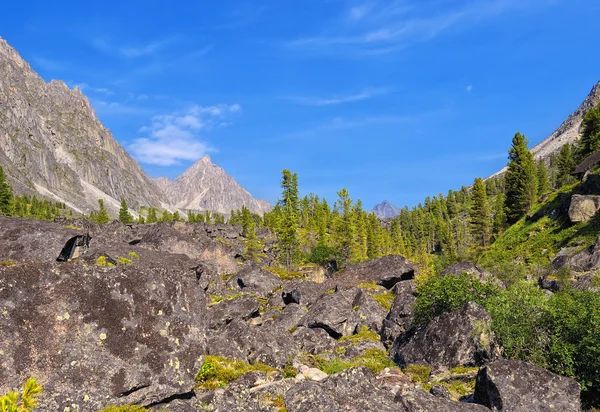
[306,244,336,265]
[116,257,132,265]
[128,251,139,260]
[0,378,43,412]
[413,272,499,326]
[403,364,432,384]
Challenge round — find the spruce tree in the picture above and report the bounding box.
[504,132,538,223]
[469,178,490,248]
[0,165,14,216]
[147,207,158,223]
[118,199,133,224]
[278,169,300,270]
[556,143,576,187]
[96,199,110,224]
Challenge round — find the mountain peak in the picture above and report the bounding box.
[372,200,400,219]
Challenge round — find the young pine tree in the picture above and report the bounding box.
[536,160,550,196]
[0,165,14,216]
[469,178,491,248]
[118,199,133,224]
[95,199,110,224]
[556,143,576,187]
[278,169,300,270]
[504,132,538,223]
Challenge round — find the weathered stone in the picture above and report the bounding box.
[568,194,600,222]
[397,390,490,411]
[441,261,504,288]
[233,264,281,297]
[285,381,337,412]
[274,303,306,331]
[329,255,416,289]
[376,367,415,397]
[474,359,581,412]
[381,289,416,347]
[299,287,362,339]
[282,289,302,305]
[430,384,452,399]
[391,302,500,372]
[553,235,600,273]
[206,295,261,329]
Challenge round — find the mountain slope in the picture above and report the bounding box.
[491,81,600,178]
[156,155,272,215]
[0,37,167,214]
[372,200,400,219]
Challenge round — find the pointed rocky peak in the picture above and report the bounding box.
[153,177,173,194]
[373,200,400,219]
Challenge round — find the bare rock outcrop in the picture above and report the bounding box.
[568,194,600,223]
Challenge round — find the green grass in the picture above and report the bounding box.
[64,225,82,230]
[441,379,476,399]
[448,365,478,375]
[309,349,395,376]
[263,266,305,281]
[403,364,432,384]
[209,293,246,305]
[358,281,382,290]
[338,325,380,344]
[479,183,600,271]
[95,256,114,267]
[216,237,232,247]
[99,406,149,412]
[0,261,16,267]
[369,292,395,311]
[195,356,276,389]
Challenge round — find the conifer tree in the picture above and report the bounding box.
[278,169,300,270]
[95,199,110,224]
[173,211,181,221]
[577,105,600,160]
[537,160,550,196]
[556,143,576,187]
[0,165,14,216]
[469,178,490,248]
[147,207,158,223]
[118,199,133,224]
[504,132,538,223]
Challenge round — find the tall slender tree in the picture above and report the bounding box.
[278,169,300,270]
[537,160,550,196]
[504,132,538,223]
[577,105,600,160]
[0,165,14,216]
[118,199,133,224]
[469,178,491,248]
[95,199,110,224]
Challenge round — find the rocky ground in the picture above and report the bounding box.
[0,216,583,411]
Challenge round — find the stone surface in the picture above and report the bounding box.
[474,359,581,412]
[397,390,491,411]
[391,302,500,372]
[299,287,362,339]
[330,255,416,289]
[381,282,416,347]
[441,261,504,288]
[553,235,600,272]
[568,194,600,223]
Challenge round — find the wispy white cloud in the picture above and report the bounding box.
[287,87,390,106]
[288,0,555,55]
[32,56,65,71]
[70,82,114,95]
[90,36,177,58]
[467,85,473,93]
[129,104,241,166]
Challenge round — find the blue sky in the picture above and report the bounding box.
[1,0,599,209]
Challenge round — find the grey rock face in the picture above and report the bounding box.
[391,302,500,372]
[553,235,600,272]
[372,200,400,219]
[568,194,600,222]
[0,37,165,215]
[299,287,362,339]
[397,390,491,411]
[381,282,416,347]
[441,261,504,288]
[474,359,581,412]
[331,255,416,289]
[155,155,272,215]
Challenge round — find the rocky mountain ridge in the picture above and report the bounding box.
[373,200,401,219]
[491,81,600,178]
[0,37,270,216]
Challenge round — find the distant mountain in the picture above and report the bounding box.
[155,155,272,215]
[0,37,271,216]
[490,81,600,178]
[372,200,400,219]
[0,37,166,215]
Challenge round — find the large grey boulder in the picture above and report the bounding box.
[474,359,581,412]
[381,282,416,347]
[553,235,600,272]
[232,264,281,297]
[391,302,500,372]
[568,194,600,223]
[329,255,416,289]
[397,390,491,411]
[299,287,362,339]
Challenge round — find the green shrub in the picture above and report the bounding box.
[413,272,499,326]
[310,349,394,376]
[195,356,275,389]
[95,256,108,267]
[283,364,298,378]
[128,251,139,260]
[369,292,395,311]
[403,364,432,384]
[306,244,336,265]
[0,378,43,412]
[117,257,132,265]
[263,266,305,281]
[338,325,380,344]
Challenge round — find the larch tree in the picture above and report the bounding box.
[469,177,491,248]
[0,165,14,216]
[118,199,133,224]
[504,132,538,223]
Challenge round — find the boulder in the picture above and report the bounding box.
[381,286,416,347]
[299,287,362,339]
[568,194,600,223]
[285,381,338,412]
[391,302,500,372]
[329,255,416,289]
[282,289,302,305]
[474,359,581,412]
[232,264,281,296]
[274,303,307,331]
[206,295,261,329]
[553,235,600,272]
[574,272,600,292]
[441,261,503,288]
[397,390,491,411]
[375,367,415,397]
[291,326,337,354]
